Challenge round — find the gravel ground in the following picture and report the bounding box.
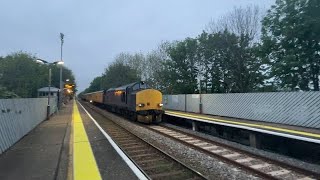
[162,123,320,175]
[88,105,261,180]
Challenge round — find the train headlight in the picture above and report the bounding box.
[159,103,163,107]
[89,100,93,103]
[138,103,145,107]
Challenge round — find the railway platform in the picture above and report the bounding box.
[0,101,143,180]
[165,110,320,146]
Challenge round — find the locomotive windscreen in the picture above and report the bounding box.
[132,81,149,91]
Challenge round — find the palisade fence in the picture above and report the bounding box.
[0,98,57,154]
[163,92,320,129]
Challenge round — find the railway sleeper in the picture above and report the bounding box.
[122,145,145,150]
[131,153,157,158]
[138,158,164,164]
[118,142,140,146]
[149,170,187,179]
[142,163,175,171]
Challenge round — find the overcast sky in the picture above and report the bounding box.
[0,0,275,92]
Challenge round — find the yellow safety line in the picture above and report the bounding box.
[166,110,320,139]
[73,101,102,180]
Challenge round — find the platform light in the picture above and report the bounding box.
[54,61,64,65]
[35,58,64,120]
[36,59,47,64]
[36,59,64,66]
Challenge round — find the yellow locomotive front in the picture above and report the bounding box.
[135,89,164,123]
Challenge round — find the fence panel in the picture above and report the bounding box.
[163,94,186,111]
[0,97,57,154]
[186,94,200,113]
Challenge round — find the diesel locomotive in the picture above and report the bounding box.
[82,81,164,123]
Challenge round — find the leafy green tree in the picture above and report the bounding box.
[0,52,47,97]
[111,52,146,80]
[84,58,140,93]
[144,44,169,90]
[0,52,76,98]
[196,30,264,93]
[0,86,19,98]
[82,76,104,93]
[103,60,140,89]
[163,38,198,94]
[50,64,76,91]
[261,0,320,91]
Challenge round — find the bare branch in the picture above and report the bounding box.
[206,5,262,42]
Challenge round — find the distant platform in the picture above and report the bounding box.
[165,110,320,144]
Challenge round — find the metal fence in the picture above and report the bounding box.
[0,98,57,154]
[163,92,320,129]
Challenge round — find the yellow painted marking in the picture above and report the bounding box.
[73,101,102,180]
[136,89,162,111]
[166,111,320,139]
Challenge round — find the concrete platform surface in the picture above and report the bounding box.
[0,100,139,180]
[0,103,72,180]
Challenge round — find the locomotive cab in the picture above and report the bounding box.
[135,88,163,123]
[127,82,164,123]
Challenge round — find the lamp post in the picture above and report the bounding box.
[59,33,64,109]
[36,58,64,119]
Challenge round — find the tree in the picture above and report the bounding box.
[0,86,19,98]
[196,30,264,93]
[112,52,146,80]
[204,5,265,93]
[0,52,76,98]
[0,52,47,97]
[145,50,166,89]
[103,59,140,89]
[84,58,140,93]
[82,76,104,93]
[261,0,320,91]
[163,38,198,94]
[206,5,261,43]
[51,65,76,91]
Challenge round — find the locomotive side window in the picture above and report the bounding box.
[121,92,126,102]
[125,87,129,104]
[132,83,139,91]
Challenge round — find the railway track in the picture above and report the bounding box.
[82,102,207,180]
[147,125,319,180]
[83,101,319,179]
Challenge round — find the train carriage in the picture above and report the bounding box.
[83,90,104,104]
